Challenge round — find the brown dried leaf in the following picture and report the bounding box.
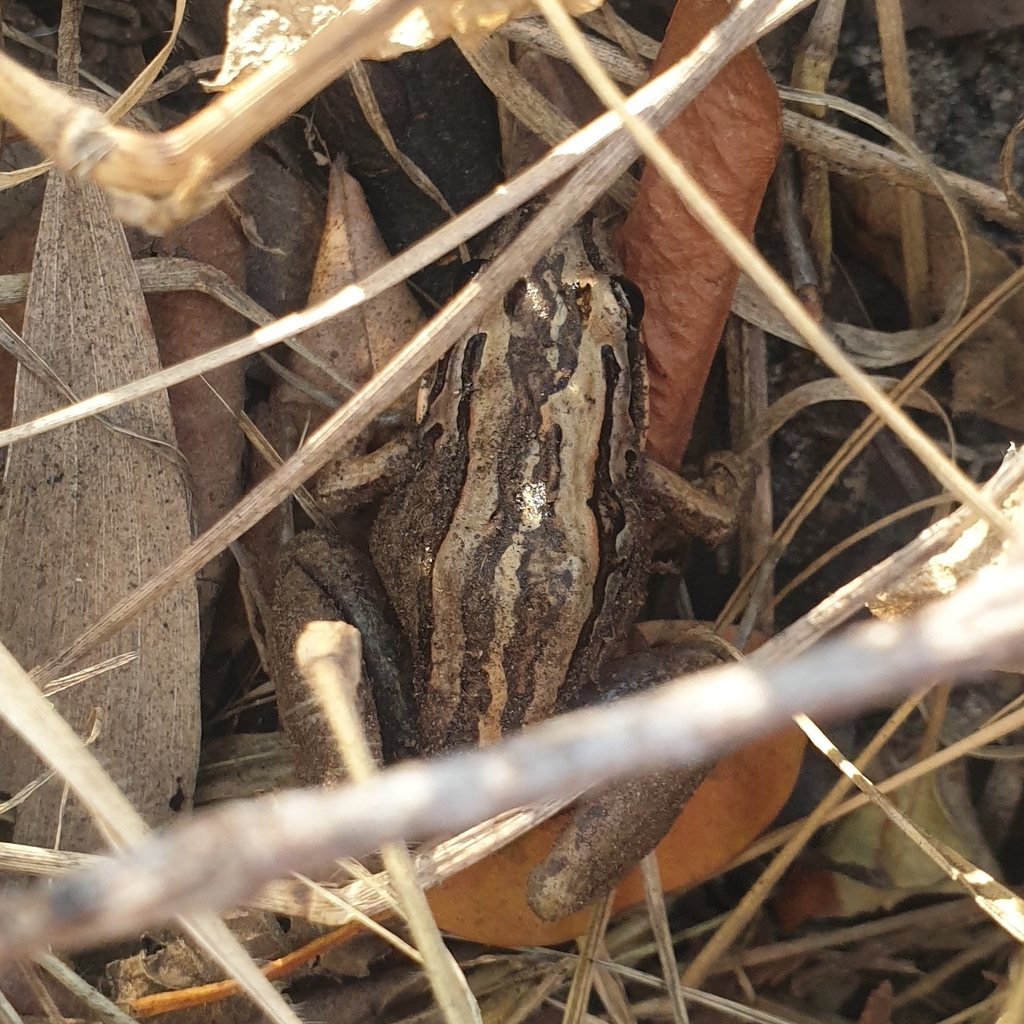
[272,158,423,453]
[143,206,248,638]
[0,165,199,851]
[619,0,781,469]
[209,0,603,90]
[840,181,1024,432]
[241,149,326,319]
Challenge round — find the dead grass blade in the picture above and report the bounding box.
[733,86,970,368]
[563,896,616,1024]
[33,952,136,1024]
[718,260,1024,632]
[789,0,846,285]
[785,109,1024,229]
[640,854,689,1024]
[795,714,1024,941]
[874,0,929,328]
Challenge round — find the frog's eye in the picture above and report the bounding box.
[611,276,645,327]
[453,258,488,292]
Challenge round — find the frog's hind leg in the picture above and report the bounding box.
[526,641,728,922]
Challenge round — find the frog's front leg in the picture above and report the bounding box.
[526,638,733,922]
[640,451,747,548]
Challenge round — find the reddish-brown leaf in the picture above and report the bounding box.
[427,725,805,947]
[619,0,781,468]
[144,206,248,635]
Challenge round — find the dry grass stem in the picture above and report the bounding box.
[748,376,953,451]
[499,18,648,86]
[295,623,481,1024]
[789,0,846,282]
[0,0,427,228]
[783,110,1024,229]
[34,952,137,1024]
[767,495,952,614]
[725,321,774,637]
[795,714,1024,938]
[0,0,185,191]
[349,60,463,226]
[892,931,1011,1009]
[640,854,689,1024]
[731,697,1024,874]
[0,989,22,1024]
[874,0,930,327]
[737,87,969,368]
[997,950,1024,1024]
[564,896,616,1024]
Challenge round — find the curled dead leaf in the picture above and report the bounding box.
[619,0,781,469]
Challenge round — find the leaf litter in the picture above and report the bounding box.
[0,2,1024,1024]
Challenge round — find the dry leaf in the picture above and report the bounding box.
[841,181,1024,431]
[776,756,1000,928]
[272,158,423,456]
[427,722,805,946]
[241,149,326,319]
[209,0,604,90]
[143,206,249,640]
[0,159,199,850]
[619,0,781,469]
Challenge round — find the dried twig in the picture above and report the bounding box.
[783,110,1024,230]
[875,0,930,326]
[295,623,481,1024]
[2,550,1024,958]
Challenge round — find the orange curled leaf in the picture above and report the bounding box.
[620,0,781,468]
[427,726,806,948]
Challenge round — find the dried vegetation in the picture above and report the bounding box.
[0,0,1023,1023]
